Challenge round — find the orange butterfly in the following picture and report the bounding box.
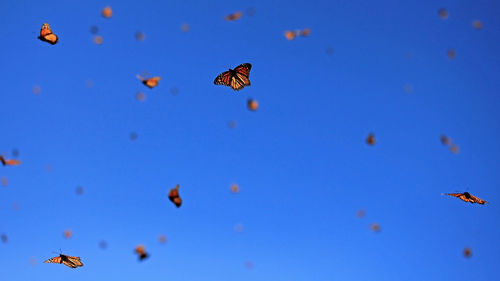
[214,63,252,91]
[38,23,58,45]
[168,184,182,207]
[137,75,161,89]
[225,12,242,21]
[247,99,259,111]
[102,6,112,18]
[442,192,488,204]
[366,133,376,146]
[134,245,149,261]
[0,155,21,166]
[284,30,298,40]
[44,254,83,268]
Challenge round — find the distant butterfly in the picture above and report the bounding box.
[442,192,488,204]
[168,184,182,207]
[366,133,376,146]
[247,99,259,111]
[137,75,161,89]
[0,155,21,166]
[214,63,252,91]
[43,254,83,268]
[38,23,58,45]
[225,12,242,21]
[134,245,149,261]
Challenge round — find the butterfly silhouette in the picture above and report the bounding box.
[168,184,182,207]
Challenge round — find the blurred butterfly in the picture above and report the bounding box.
[214,63,252,91]
[137,75,161,89]
[38,23,58,45]
[44,254,83,268]
[168,184,182,207]
[442,192,488,204]
[366,133,376,146]
[225,12,242,21]
[247,99,259,111]
[0,155,21,166]
[134,245,149,261]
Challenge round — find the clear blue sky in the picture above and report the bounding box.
[1,0,499,280]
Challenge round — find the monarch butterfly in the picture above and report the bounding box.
[168,184,182,207]
[366,133,376,146]
[137,75,161,89]
[247,99,259,111]
[43,254,83,268]
[440,135,451,146]
[38,23,58,45]
[463,247,472,258]
[134,245,149,261]
[0,155,21,166]
[299,28,311,37]
[370,223,381,232]
[225,12,242,21]
[214,63,252,91]
[442,192,488,204]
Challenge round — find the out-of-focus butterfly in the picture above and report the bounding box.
[102,6,112,18]
[225,12,242,21]
[43,253,83,268]
[247,99,259,111]
[134,245,149,261]
[137,75,161,89]
[463,247,472,258]
[442,192,488,204]
[38,23,58,45]
[168,184,182,207]
[0,155,21,166]
[214,63,252,91]
[366,133,376,146]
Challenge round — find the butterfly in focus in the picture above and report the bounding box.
[168,184,182,207]
[214,63,252,91]
[0,155,21,166]
[38,23,58,45]
[43,254,83,268]
[134,245,149,261]
[137,75,161,89]
[442,192,488,204]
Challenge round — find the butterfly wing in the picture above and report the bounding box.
[145,77,161,88]
[44,256,62,264]
[38,23,58,45]
[469,194,488,204]
[5,159,21,166]
[214,71,232,86]
[61,255,83,268]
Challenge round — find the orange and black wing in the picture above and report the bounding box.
[214,71,233,87]
[61,255,83,268]
[468,194,488,204]
[38,23,58,45]
[43,256,62,264]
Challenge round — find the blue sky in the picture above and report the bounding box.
[1,0,499,280]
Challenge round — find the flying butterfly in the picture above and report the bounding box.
[214,63,252,91]
[38,23,58,45]
[442,192,488,204]
[168,184,182,207]
[137,75,161,89]
[0,155,21,166]
[134,245,149,261]
[43,253,83,268]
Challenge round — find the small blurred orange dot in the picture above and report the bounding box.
[472,20,483,30]
[247,99,259,111]
[93,35,103,45]
[284,30,297,40]
[181,23,190,32]
[447,49,456,59]
[158,234,167,244]
[370,223,381,232]
[135,32,146,41]
[449,144,460,154]
[440,135,451,146]
[225,11,242,21]
[366,133,376,146]
[102,6,112,18]
[63,229,73,239]
[299,28,311,37]
[136,92,146,101]
[463,247,472,258]
[1,177,8,187]
[356,209,366,218]
[438,8,448,19]
[230,183,240,193]
[33,85,41,95]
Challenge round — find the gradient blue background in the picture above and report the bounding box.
[1,0,499,280]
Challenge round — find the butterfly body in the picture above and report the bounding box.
[38,23,58,45]
[214,63,252,91]
[44,254,83,268]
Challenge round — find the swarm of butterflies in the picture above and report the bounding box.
[24,6,489,268]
